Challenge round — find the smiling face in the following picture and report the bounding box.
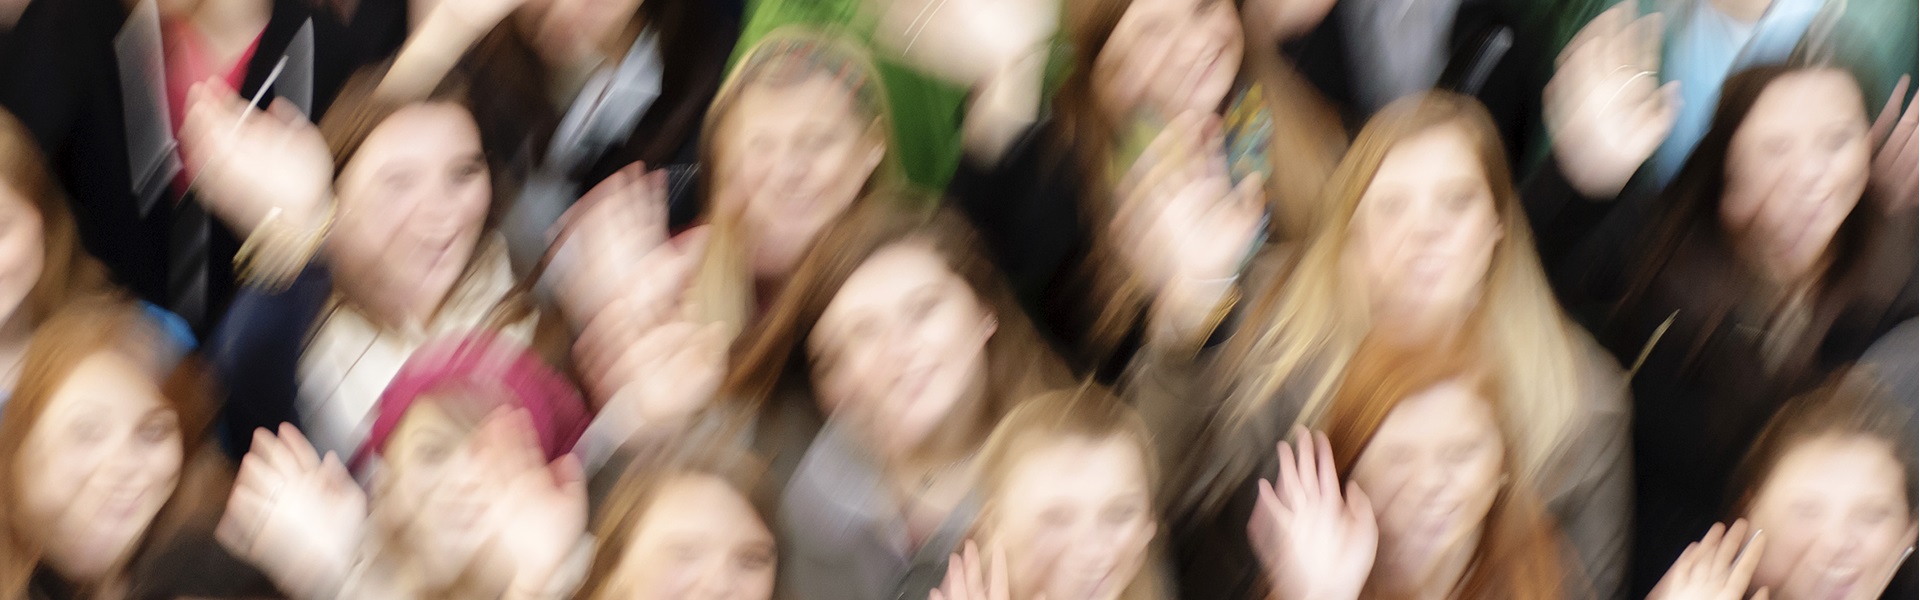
[594,474,777,600]
[1347,124,1503,330]
[1348,378,1504,579]
[711,73,886,282]
[988,435,1156,600]
[806,242,997,455]
[1720,69,1871,283]
[379,399,497,584]
[1093,0,1244,120]
[15,350,182,583]
[1745,435,1916,600]
[329,102,492,325]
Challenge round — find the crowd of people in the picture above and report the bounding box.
[0,0,1914,597]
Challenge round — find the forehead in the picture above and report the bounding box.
[723,74,862,133]
[1370,379,1500,444]
[1759,435,1907,499]
[630,474,764,539]
[1740,71,1866,132]
[822,243,958,313]
[999,435,1150,501]
[1370,125,1484,186]
[38,352,167,421]
[342,103,482,172]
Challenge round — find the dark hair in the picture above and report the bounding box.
[1730,370,1918,517]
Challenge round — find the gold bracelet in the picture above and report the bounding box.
[235,203,336,292]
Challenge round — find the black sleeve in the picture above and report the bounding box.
[947,120,1085,313]
[208,266,334,459]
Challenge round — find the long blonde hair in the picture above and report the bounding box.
[690,27,903,339]
[1220,92,1588,483]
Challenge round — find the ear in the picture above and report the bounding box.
[979,313,1000,343]
[859,121,887,175]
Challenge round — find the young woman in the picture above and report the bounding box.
[1729,373,1917,600]
[575,426,777,600]
[0,300,275,599]
[1249,339,1570,600]
[724,203,1069,600]
[181,67,568,460]
[1176,93,1630,600]
[218,332,591,600]
[1556,63,1917,594]
[374,0,737,270]
[949,0,1347,375]
[0,109,113,399]
[539,29,904,465]
[934,387,1168,600]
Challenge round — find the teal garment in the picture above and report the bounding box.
[1522,0,1917,182]
[729,0,1068,193]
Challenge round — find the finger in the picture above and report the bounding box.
[1558,3,1629,69]
[1312,430,1339,499]
[965,539,986,594]
[1255,477,1291,524]
[1693,522,1727,579]
[1729,529,1766,591]
[941,552,964,600]
[251,428,296,475]
[266,97,306,126]
[1713,519,1750,579]
[277,423,321,473]
[1295,428,1321,500]
[1871,75,1912,147]
[1631,12,1665,73]
[988,542,1010,600]
[1751,587,1769,600]
[1275,440,1302,510]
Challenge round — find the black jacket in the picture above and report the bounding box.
[0,0,399,334]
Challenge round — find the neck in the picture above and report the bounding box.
[1709,0,1772,23]
[186,0,272,63]
[890,370,991,478]
[1373,527,1483,600]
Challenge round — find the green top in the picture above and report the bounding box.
[729,0,1070,192]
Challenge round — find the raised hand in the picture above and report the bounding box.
[930,540,1041,600]
[178,79,335,240]
[549,162,672,326]
[875,0,1058,89]
[1545,2,1681,199]
[471,409,589,595]
[1647,520,1768,600]
[1114,111,1265,346]
[1248,427,1377,600]
[1869,75,1918,214]
[217,424,369,600]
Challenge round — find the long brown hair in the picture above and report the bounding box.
[1320,338,1571,600]
[723,201,1069,437]
[1054,0,1347,358]
[0,109,112,327]
[974,385,1169,600]
[0,299,223,597]
[1729,370,1918,518]
[1218,92,1591,486]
